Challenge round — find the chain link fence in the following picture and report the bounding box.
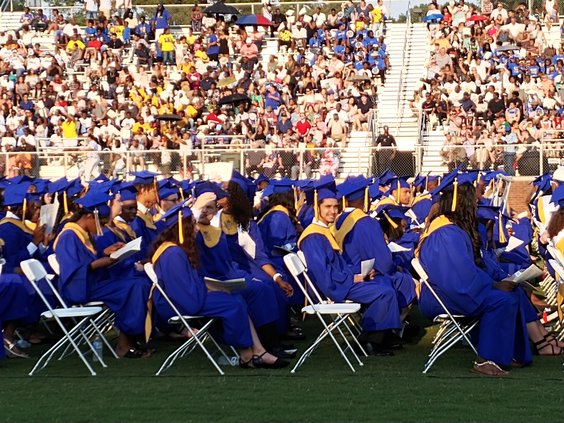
[1,145,419,181]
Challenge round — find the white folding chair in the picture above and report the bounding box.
[411,258,479,374]
[20,259,106,376]
[144,263,235,376]
[283,253,365,373]
[48,253,118,359]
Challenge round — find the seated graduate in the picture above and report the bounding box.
[95,183,145,278]
[153,178,182,222]
[257,178,304,306]
[47,177,85,235]
[218,172,294,336]
[0,183,50,274]
[130,171,161,258]
[377,205,418,271]
[416,171,564,376]
[150,201,289,369]
[372,176,413,215]
[296,181,315,229]
[334,176,416,314]
[54,190,152,358]
[410,175,440,226]
[0,245,33,359]
[193,182,293,356]
[297,175,402,355]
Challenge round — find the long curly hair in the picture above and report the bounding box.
[257,191,301,233]
[149,216,199,269]
[438,183,484,267]
[224,181,254,231]
[547,208,564,239]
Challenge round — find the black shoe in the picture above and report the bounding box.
[252,352,290,369]
[271,347,296,359]
[382,332,404,350]
[362,341,394,357]
[401,323,422,341]
[284,327,306,341]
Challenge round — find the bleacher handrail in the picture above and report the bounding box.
[395,0,411,137]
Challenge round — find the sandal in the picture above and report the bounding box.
[252,352,290,369]
[239,355,254,369]
[3,338,30,359]
[470,360,509,377]
[534,335,564,356]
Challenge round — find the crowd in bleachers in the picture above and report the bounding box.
[0,0,392,181]
[414,0,564,175]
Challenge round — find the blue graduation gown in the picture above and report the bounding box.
[257,208,303,306]
[222,217,289,333]
[0,274,30,359]
[55,225,150,336]
[418,219,532,366]
[335,210,415,308]
[298,204,314,229]
[95,224,143,278]
[299,225,401,332]
[131,212,158,259]
[153,244,253,348]
[410,195,432,225]
[392,231,419,270]
[196,227,279,328]
[0,218,40,273]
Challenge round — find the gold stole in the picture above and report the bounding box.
[412,193,431,206]
[553,232,564,323]
[113,219,137,241]
[537,196,546,225]
[331,208,366,250]
[0,217,34,235]
[414,215,453,259]
[370,196,397,212]
[145,241,177,342]
[198,224,222,248]
[54,222,97,256]
[220,213,238,235]
[298,222,341,252]
[136,210,156,230]
[257,205,290,225]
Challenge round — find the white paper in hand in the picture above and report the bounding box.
[388,242,411,253]
[238,227,256,259]
[504,236,524,252]
[511,264,543,284]
[40,203,59,235]
[110,237,142,261]
[360,259,375,277]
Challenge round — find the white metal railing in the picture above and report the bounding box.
[395,0,412,137]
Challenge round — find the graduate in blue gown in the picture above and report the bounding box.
[417,171,563,376]
[298,175,401,355]
[129,171,161,258]
[377,206,418,271]
[54,191,152,358]
[334,176,416,310]
[0,273,31,359]
[150,202,289,369]
[218,174,294,336]
[257,179,304,306]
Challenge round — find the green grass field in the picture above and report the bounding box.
[1,314,563,423]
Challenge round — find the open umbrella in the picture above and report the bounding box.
[422,13,443,22]
[236,14,273,26]
[218,93,251,105]
[204,1,240,15]
[467,14,488,22]
[155,114,182,121]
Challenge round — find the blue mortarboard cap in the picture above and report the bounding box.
[378,169,397,186]
[48,177,69,194]
[0,177,9,189]
[413,175,424,189]
[313,175,337,201]
[31,179,49,195]
[159,185,180,200]
[369,182,383,201]
[337,175,370,201]
[533,173,552,193]
[194,181,229,199]
[482,170,508,183]
[159,200,193,229]
[179,180,193,194]
[295,179,313,189]
[130,170,160,185]
[389,177,410,193]
[88,178,119,194]
[6,175,34,185]
[271,178,295,194]
[231,170,256,201]
[66,178,84,198]
[3,183,33,206]
[376,205,409,229]
[75,191,112,217]
[91,174,110,184]
[118,183,138,202]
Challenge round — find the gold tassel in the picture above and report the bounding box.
[178,187,184,201]
[23,198,27,220]
[383,211,398,229]
[364,187,369,213]
[63,191,69,214]
[342,196,346,210]
[293,187,298,211]
[94,209,103,236]
[314,189,319,221]
[451,178,458,212]
[498,211,507,244]
[425,177,428,192]
[178,210,184,244]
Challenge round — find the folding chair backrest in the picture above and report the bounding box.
[284,253,326,305]
[548,259,564,283]
[20,258,68,311]
[48,254,61,276]
[411,257,429,282]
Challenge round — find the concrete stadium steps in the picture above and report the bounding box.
[338,130,371,176]
[376,22,428,152]
[0,12,22,31]
[420,129,448,174]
